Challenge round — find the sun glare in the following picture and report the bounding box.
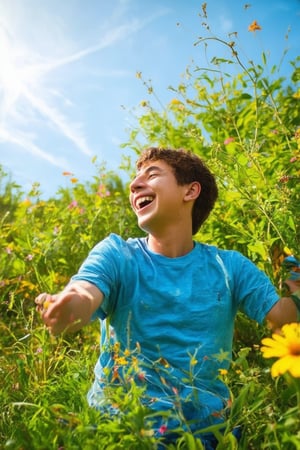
[0,28,34,118]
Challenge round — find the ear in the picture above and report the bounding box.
[183,182,201,202]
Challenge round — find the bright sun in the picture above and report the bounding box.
[0,28,35,118]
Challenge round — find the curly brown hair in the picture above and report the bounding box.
[136,147,218,234]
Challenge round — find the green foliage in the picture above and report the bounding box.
[1,4,300,448]
[0,165,142,322]
[124,34,300,285]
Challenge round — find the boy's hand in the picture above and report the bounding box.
[35,292,77,335]
[285,278,300,294]
[35,281,103,335]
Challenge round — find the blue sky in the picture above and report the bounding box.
[0,0,299,198]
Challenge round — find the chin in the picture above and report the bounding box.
[137,217,152,233]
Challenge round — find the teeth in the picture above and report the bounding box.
[136,196,154,209]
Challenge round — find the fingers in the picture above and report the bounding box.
[35,292,54,313]
[285,278,300,293]
[35,291,75,335]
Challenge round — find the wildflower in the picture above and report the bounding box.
[97,184,110,198]
[113,342,120,354]
[140,428,154,437]
[191,357,198,366]
[290,156,297,163]
[112,367,120,382]
[136,71,142,79]
[114,356,127,366]
[70,177,78,184]
[132,356,139,369]
[62,171,74,176]
[170,98,182,105]
[224,137,235,145]
[22,198,31,207]
[25,254,34,261]
[284,246,293,256]
[140,100,148,107]
[158,357,170,367]
[218,368,228,376]
[293,90,300,99]
[158,425,167,435]
[67,200,78,209]
[248,20,262,32]
[137,371,146,381]
[261,323,300,377]
[279,175,290,183]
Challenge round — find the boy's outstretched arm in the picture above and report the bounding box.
[35,280,103,336]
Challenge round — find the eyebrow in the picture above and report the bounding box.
[134,165,165,179]
[143,165,164,174]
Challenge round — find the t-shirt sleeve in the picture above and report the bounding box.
[71,234,122,319]
[230,251,279,324]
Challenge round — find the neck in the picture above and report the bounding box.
[147,229,194,258]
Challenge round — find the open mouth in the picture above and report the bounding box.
[135,196,154,210]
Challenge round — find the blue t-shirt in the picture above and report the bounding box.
[71,233,279,433]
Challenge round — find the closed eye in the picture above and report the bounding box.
[148,173,158,179]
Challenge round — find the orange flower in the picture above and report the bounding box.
[248,20,262,32]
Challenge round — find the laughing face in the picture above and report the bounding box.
[129,160,193,234]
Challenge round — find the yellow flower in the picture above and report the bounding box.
[114,356,128,366]
[113,342,120,353]
[261,323,300,377]
[293,90,300,99]
[218,368,228,376]
[170,98,182,105]
[21,198,31,207]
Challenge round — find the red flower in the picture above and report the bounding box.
[158,425,167,435]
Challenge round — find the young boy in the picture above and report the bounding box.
[36,147,299,448]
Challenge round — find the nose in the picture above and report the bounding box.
[129,173,144,193]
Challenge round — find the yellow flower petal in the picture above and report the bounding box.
[261,323,300,378]
[271,355,291,376]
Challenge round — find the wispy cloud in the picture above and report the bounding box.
[0,4,169,168]
[0,127,68,168]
